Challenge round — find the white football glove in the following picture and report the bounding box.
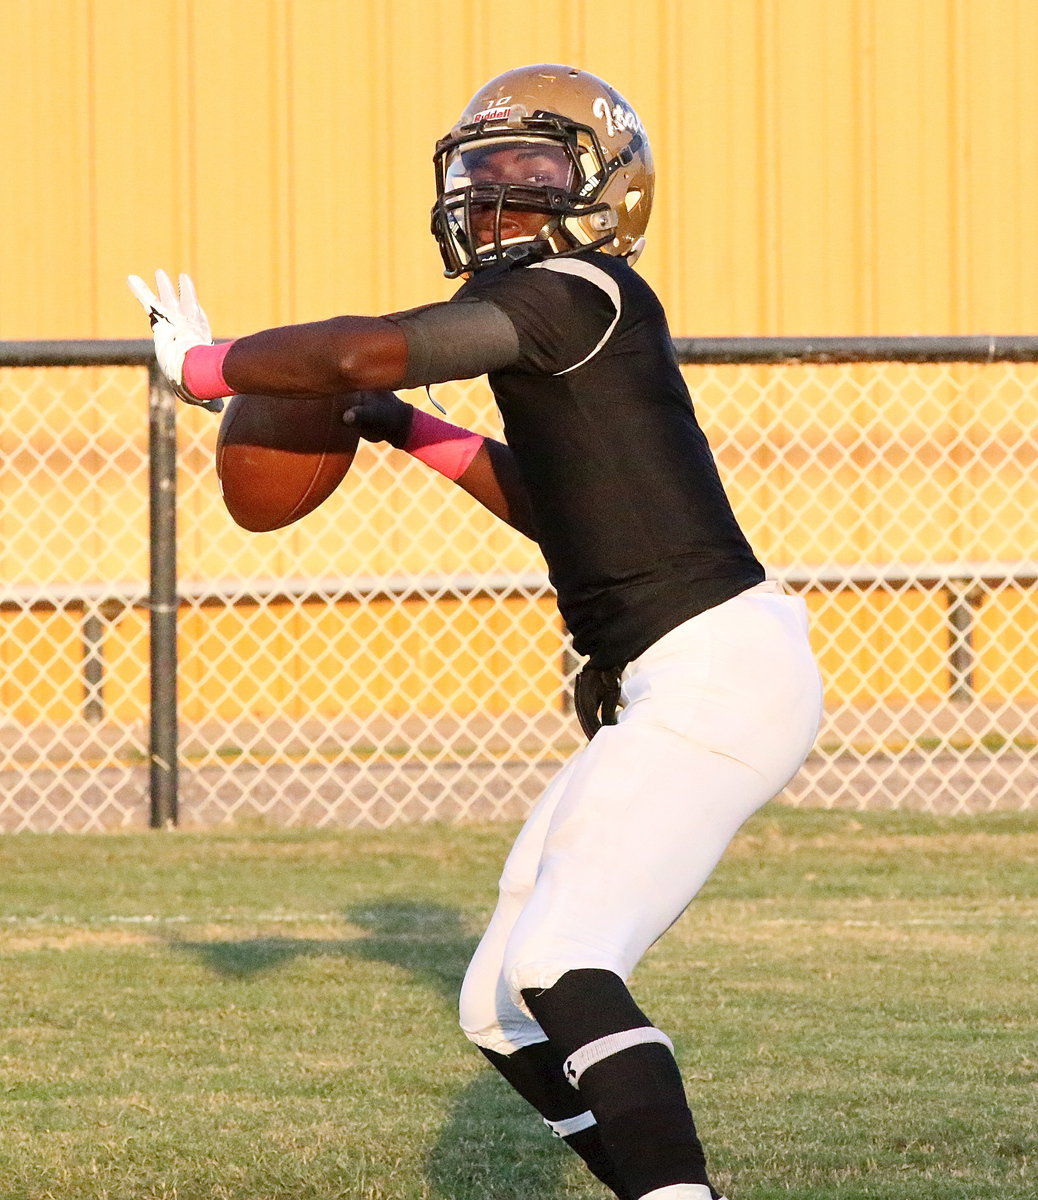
[127,270,224,413]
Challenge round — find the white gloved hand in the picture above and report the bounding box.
[127,270,224,413]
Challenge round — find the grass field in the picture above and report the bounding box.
[0,807,1035,1200]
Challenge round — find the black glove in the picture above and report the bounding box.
[343,392,414,449]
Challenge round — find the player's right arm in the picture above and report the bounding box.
[128,271,522,402]
[128,271,538,536]
[128,267,606,540]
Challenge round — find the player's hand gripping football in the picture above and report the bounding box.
[342,391,414,448]
[127,270,224,413]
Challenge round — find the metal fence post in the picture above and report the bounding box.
[148,366,179,828]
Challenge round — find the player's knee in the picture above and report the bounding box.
[458,957,496,1040]
[458,981,495,1047]
[458,970,532,1054]
[458,1004,538,1056]
[459,1015,499,1050]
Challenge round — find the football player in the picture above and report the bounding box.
[131,64,823,1200]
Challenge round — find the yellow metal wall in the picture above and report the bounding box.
[4,1,1038,726]
[4,0,1038,340]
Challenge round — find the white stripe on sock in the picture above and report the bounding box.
[637,1185,713,1200]
[563,1025,675,1087]
[542,1110,597,1138]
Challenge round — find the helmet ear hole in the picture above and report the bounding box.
[624,188,643,212]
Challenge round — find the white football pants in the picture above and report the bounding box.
[460,581,823,1055]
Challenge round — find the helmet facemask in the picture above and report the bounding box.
[432,112,628,277]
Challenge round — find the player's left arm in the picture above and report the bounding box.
[345,391,538,541]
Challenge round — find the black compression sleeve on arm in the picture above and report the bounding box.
[387,298,521,388]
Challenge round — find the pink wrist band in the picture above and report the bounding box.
[404,407,484,481]
[183,341,236,401]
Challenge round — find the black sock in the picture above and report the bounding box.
[522,968,714,1198]
[480,1041,633,1199]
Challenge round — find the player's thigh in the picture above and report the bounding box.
[501,595,822,994]
[500,721,774,994]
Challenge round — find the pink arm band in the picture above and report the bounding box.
[183,341,236,401]
[404,408,485,481]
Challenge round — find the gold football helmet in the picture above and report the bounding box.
[432,64,655,277]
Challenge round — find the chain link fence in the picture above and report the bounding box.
[2,338,1036,830]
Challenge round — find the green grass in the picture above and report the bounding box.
[0,808,1036,1200]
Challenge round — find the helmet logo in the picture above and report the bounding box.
[473,95,513,122]
[592,96,641,138]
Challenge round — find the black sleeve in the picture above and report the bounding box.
[468,264,618,376]
[386,263,620,387]
[385,298,521,388]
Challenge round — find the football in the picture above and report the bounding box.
[215,394,360,532]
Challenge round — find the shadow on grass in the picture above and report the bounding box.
[170,900,572,1200]
[426,1067,570,1200]
[170,900,470,999]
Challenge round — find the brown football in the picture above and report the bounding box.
[215,394,360,532]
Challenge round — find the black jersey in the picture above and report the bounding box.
[393,249,764,668]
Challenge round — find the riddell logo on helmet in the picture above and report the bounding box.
[473,96,513,122]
